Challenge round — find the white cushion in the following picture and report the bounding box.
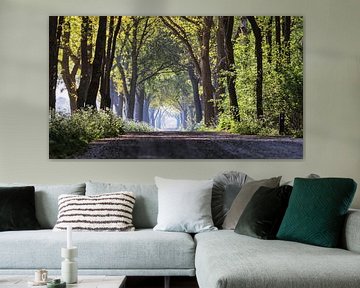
[153,177,217,233]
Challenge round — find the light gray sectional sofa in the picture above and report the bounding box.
[0,180,360,288]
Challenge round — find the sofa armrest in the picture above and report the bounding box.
[342,209,360,253]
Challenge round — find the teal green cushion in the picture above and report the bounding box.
[277,178,357,247]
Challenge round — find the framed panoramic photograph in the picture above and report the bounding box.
[49,16,303,159]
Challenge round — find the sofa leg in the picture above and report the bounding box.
[164,276,170,288]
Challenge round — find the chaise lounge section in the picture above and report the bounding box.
[195,214,360,288]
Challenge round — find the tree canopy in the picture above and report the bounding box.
[50,16,303,136]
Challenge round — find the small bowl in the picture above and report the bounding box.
[47,279,66,288]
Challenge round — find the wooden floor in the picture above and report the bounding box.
[126,276,199,288]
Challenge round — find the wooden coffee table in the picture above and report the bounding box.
[0,275,126,288]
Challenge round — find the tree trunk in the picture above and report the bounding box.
[215,17,226,116]
[61,18,78,112]
[201,16,215,126]
[223,16,240,122]
[49,16,57,111]
[143,95,150,123]
[266,16,273,64]
[110,79,121,116]
[182,107,188,129]
[275,16,281,53]
[275,16,282,70]
[49,16,63,112]
[127,17,139,120]
[283,16,291,63]
[86,16,107,109]
[135,84,145,122]
[116,56,130,118]
[118,93,124,118]
[77,16,92,109]
[155,109,163,130]
[149,108,155,127]
[247,16,264,119]
[100,17,115,110]
[188,63,202,123]
[100,17,122,110]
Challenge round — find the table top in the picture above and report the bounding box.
[0,275,126,288]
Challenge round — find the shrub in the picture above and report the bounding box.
[217,114,279,136]
[122,120,154,133]
[49,109,124,158]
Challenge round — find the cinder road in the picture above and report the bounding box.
[76,132,303,159]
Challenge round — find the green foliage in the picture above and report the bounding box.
[49,109,124,158]
[122,120,154,133]
[217,113,278,136]
[217,16,304,137]
[186,121,215,132]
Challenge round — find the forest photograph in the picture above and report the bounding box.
[49,16,303,159]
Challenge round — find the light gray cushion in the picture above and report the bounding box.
[85,181,158,229]
[222,176,281,229]
[0,183,85,228]
[212,171,252,228]
[282,173,320,186]
[0,229,195,271]
[154,177,217,233]
[195,230,360,288]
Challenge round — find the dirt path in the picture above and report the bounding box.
[76,132,303,159]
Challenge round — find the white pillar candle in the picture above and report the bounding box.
[67,225,72,249]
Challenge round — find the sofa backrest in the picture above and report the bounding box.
[86,181,158,229]
[0,182,86,229]
[341,209,360,253]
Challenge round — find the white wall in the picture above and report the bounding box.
[0,0,359,208]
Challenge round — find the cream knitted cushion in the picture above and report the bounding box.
[53,192,135,231]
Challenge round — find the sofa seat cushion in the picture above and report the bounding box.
[195,230,360,288]
[0,229,195,271]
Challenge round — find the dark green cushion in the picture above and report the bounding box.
[0,186,41,231]
[235,185,292,239]
[277,178,357,247]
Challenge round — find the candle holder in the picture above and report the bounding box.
[61,247,78,284]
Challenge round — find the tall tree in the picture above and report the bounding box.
[283,16,291,62]
[125,17,150,119]
[201,16,215,126]
[161,17,216,125]
[86,16,107,108]
[214,17,226,116]
[134,84,145,122]
[266,16,273,63]
[188,63,202,123]
[100,16,122,110]
[160,17,214,123]
[100,16,115,109]
[49,16,63,112]
[247,16,264,118]
[275,16,281,51]
[77,16,92,109]
[60,17,80,112]
[223,16,240,122]
[275,16,282,69]
[117,17,175,120]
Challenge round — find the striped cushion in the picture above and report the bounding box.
[53,192,136,232]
